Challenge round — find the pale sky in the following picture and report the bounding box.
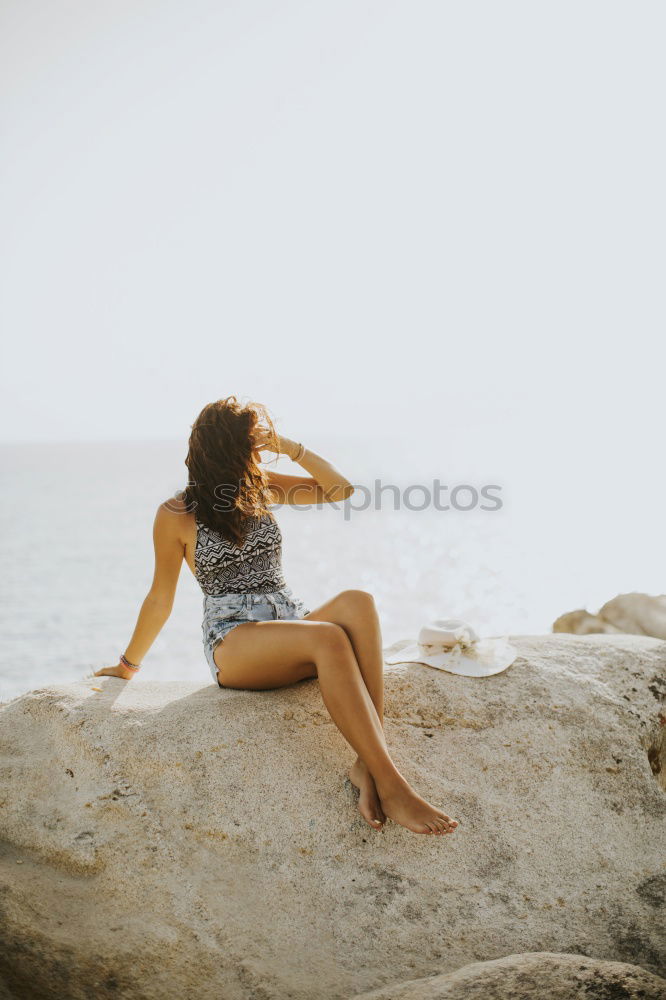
[1,0,664,490]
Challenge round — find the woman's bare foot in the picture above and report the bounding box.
[376,775,459,835]
[348,758,386,830]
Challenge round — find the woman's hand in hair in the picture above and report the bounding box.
[252,425,295,460]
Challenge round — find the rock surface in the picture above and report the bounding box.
[352,951,666,999]
[0,635,664,999]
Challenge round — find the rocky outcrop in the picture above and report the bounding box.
[0,635,664,999]
[352,952,666,999]
[553,591,666,639]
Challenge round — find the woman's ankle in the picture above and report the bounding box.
[373,768,409,798]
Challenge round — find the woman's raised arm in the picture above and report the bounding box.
[258,433,355,506]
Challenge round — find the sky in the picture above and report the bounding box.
[1,1,664,541]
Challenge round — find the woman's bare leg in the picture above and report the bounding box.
[305,590,385,721]
[214,619,457,835]
[304,590,388,827]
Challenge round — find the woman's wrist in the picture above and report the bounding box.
[120,653,141,672]
[280,437,306,462]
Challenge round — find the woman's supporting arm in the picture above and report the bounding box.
[121,594,173,667]
[122,503,184,662]
[94,503,184,679]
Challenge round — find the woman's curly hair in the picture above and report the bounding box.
[180,396,280,546]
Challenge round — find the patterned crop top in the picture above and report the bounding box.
[194,511,287,596]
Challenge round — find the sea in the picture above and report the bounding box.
[1,439,662,703]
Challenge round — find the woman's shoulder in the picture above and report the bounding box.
[159,492,193,518]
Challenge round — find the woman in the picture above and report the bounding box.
[95,397,458,838]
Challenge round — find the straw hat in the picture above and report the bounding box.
[383,618,517,677]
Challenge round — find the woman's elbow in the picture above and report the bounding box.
[328,482,355,502]
[145,592,174,615]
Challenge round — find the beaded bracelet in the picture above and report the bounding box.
[120,653,141,671]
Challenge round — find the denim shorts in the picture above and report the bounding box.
[202,587,311,686]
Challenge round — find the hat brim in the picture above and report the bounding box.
[383,637,517,677]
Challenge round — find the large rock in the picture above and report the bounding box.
[352,951,666,999]
[0,635,664,1000]
[553,591,666,638]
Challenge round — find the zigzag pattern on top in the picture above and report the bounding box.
[194,512,288,596]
